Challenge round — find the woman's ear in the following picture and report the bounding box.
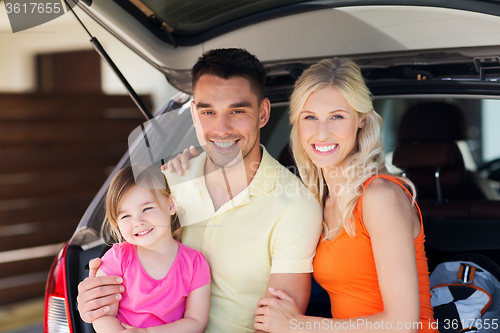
[168,195,177,215]
[359,116,367,129]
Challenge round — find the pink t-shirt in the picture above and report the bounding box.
[100,241,211,328]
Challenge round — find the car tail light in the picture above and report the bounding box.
[44,242,72,333]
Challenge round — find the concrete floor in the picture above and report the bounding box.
[0,299,43,333]
[3,323,42,333]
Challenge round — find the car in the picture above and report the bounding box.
[44,1,500,332]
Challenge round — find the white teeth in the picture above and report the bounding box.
[314,144,337,152]
[214,141,236,148]
[136,228,153,236]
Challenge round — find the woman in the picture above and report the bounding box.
[254,58,437,333]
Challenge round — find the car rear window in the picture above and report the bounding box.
[127,0,310,35]
[374,98,500,174]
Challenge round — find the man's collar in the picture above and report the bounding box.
[248,145,276,196]
[189,152,208,191]
[189,145,277,196]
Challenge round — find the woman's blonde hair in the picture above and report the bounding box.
[289,57,415,238]
[102,164,182,244]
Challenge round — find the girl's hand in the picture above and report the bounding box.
[254,288,302,333]
[118,323,143,333]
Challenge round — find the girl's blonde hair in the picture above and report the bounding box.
[289,57,415,239]
[102,164,182,244]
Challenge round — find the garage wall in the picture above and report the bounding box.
[0,92,150,306]
[0,3,179,308]
[0,4,178,114]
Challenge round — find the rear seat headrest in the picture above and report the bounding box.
[398,102,467,143]
[393,142,465,186]
[393,142,464,169]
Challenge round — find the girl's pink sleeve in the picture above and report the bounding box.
[99,243,125,277]
[190,251,211,292]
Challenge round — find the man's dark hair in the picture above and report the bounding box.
[192,48,266,102]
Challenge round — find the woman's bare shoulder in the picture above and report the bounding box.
[362,176,408,206]
[362,177,417,228]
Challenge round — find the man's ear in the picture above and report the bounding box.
[190,100,199,126]
[259,98,271,129]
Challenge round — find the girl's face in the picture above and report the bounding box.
[116,185,176,251]
[298,87,365,170]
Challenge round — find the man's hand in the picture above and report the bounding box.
[77,258,124,323]
[161,145,202,176]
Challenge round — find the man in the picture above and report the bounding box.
[77,48,322,333]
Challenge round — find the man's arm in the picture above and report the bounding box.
[265,273,311,314]
[254,273,311,333]
[253,191,322,332]
[264,195,322,313]
[77,258,125,323]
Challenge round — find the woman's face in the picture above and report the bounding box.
[298,87,364,170]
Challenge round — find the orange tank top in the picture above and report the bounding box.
[312,175,438,333]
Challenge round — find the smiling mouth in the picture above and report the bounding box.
[211,140,239,149]
[214,141,235,148]
[135,228,153,236]
[313,144,338,153]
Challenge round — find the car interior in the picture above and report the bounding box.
[257,97,500,317]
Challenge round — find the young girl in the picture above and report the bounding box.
[92,164,211,333]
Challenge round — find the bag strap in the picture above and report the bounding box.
[458,263,483,284]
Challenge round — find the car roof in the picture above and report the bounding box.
[79,0,500,94]
[83,0,500,47]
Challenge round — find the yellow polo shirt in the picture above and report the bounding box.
[165,147,322,333]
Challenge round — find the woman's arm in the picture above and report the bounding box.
[92,268,124,333]
[255,179,421,333]
[120,283,211,333]
[357,178,421,329]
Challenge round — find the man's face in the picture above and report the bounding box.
[191,74,270,168]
